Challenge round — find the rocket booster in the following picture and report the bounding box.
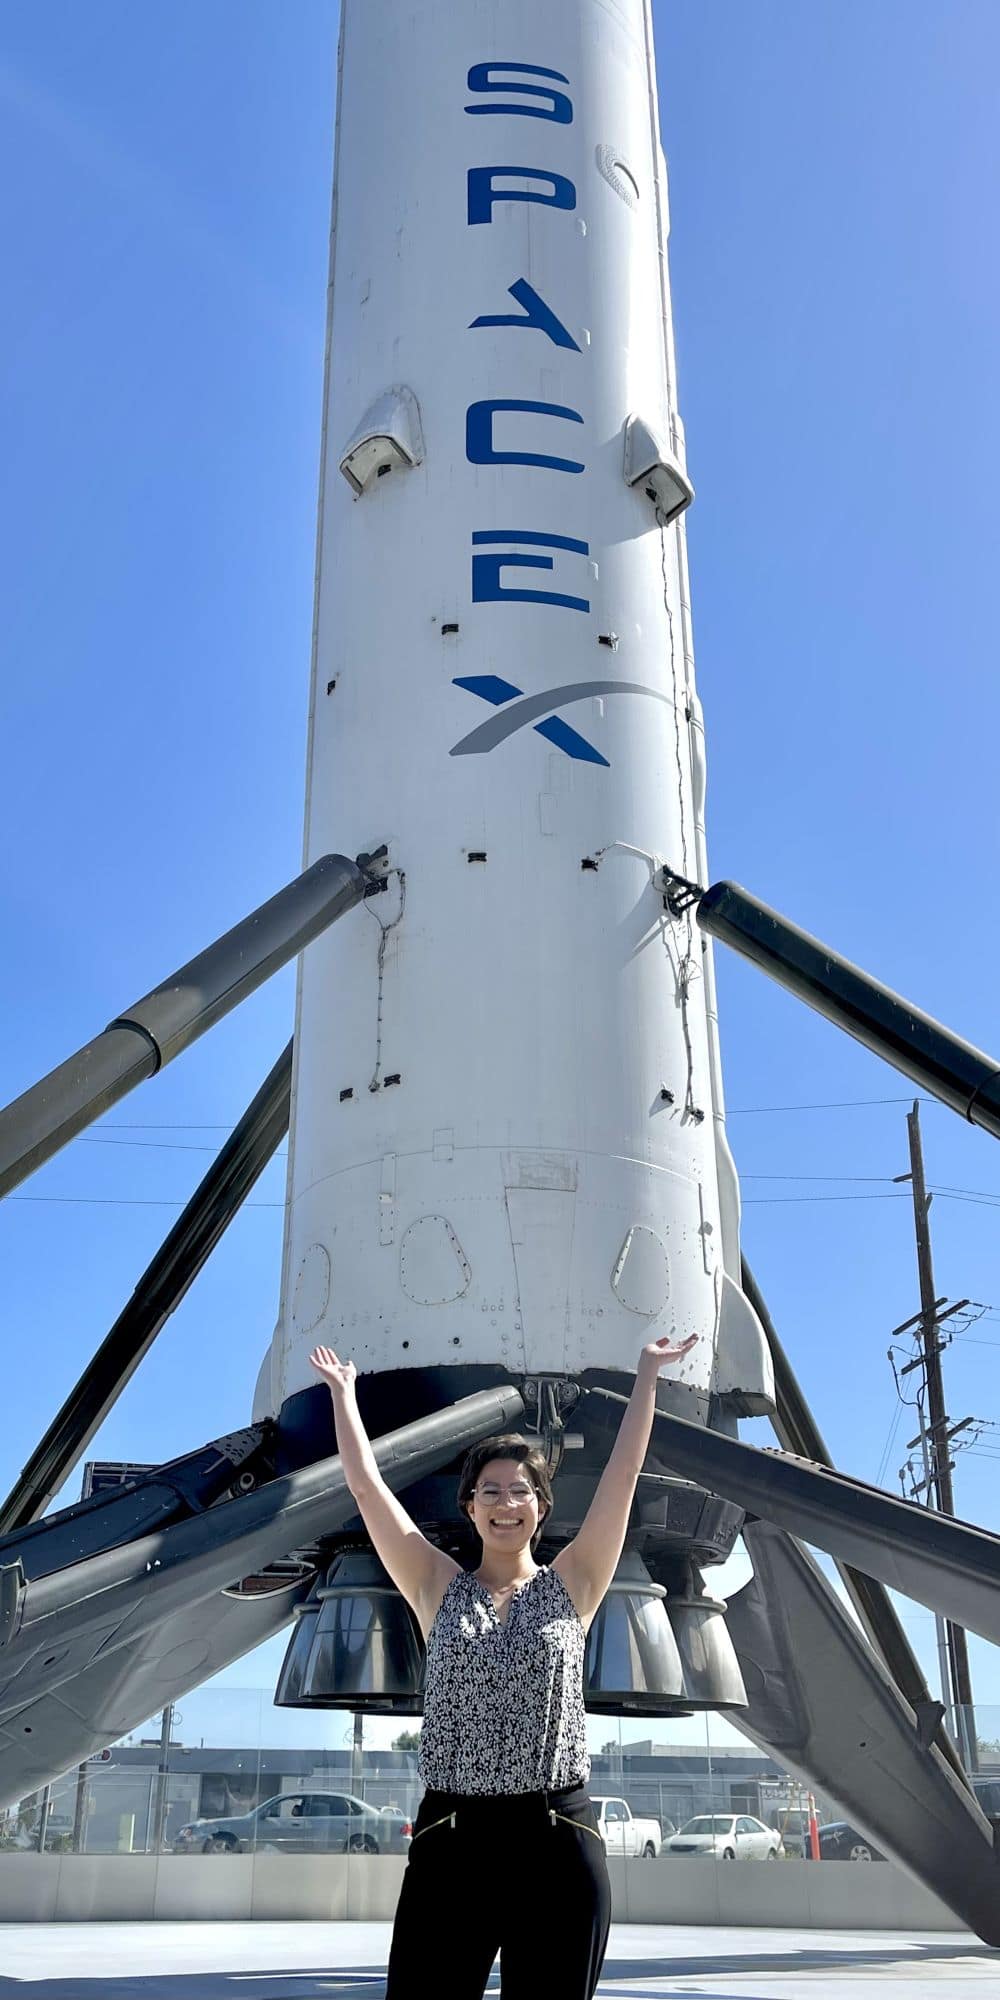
[256,0,772,1439]
[12,7,1000,1900]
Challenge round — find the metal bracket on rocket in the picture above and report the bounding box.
[653,862,706,917]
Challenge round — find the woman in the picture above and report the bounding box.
[310,1330,698,1999]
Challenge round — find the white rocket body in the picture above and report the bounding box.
[255,0,772,1428]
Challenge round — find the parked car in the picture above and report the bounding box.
[589,1796,662,1857]
[173,1790,412,1856]
[666,1813,783,1860]
[816,1821,886,1863]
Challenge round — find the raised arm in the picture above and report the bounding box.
[309,1345,459,1634]
[552,1333,699,1629]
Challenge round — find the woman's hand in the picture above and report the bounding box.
[638,1332,700,1376]
[553,1328,703,1624]
[309,1344,357,1397]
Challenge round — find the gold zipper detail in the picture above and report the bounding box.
[412,1806,601,1846]
[549,1808,604,1843]
[411,1810,457,1844]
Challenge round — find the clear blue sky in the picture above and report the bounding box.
[2,1,999,1745]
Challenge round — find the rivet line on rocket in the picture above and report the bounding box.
[657,503,691,887]
[656,501,702,1125]
[365,869,406,1095]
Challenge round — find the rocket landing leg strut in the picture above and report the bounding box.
[728,1522,1000,1944]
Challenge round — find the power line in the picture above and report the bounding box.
[3,1190,987,1212]
[76,1144,288,1160]
[77,1136,284,1155]
[5,1195,285,1209]
[743,1192,911,1205]
[744,1189,1000,1209]
[744,1172,899,1184]
[730,1096,931,1115]
[67,1147,1000,1203]
[745,1174,1000,1201]
[875,1402,905,1488]
[931,1193,1000,1211]
[928,1184,1000,1202]
[88,1095,935,1128]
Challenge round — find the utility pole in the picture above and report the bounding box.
[71,1761,89,1853]
[36,1783,52,1854]
[350,1712,365,1800]
[909,1396,953,1722]
[902,1100,978,1772]
[151,1702,175,1852]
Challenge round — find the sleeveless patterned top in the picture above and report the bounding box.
[418,1565,590,1795]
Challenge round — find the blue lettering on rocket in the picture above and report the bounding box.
[471,531,591,614]
[461,61,606,758]
[466,400,585,475]
[467,167,576,226]
[470,278,580,352]
[465,63,573,125]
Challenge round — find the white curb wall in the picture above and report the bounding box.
[0,1854,961,1930]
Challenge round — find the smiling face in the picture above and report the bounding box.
[465,1456,547,1557]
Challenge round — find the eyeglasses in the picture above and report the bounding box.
[473,1483,537,1505]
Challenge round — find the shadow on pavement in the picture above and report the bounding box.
[602,1941,999,1978]
[0,1979,387,2000]
[0,1938,997,1998]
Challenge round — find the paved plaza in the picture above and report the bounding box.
[0,1923,998,1998]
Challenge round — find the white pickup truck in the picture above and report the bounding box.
[590,1796,662,1857]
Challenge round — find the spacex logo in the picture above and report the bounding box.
[451,675,670,766]
[459,62,639,770]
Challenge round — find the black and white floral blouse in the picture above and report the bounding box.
[418,1565,590,1795]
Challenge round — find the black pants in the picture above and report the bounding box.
[385,1782,612,1998]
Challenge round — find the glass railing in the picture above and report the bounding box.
[3,1692,997,1872]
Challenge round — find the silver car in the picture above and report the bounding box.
[173,1789,411,1856]
[666,1813,783,1860]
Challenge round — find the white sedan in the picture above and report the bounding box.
[666,1814,783,1860]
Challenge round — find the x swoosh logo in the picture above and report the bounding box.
[451,677,671,765]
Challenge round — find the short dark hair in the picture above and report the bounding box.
[456,1434,554,1550]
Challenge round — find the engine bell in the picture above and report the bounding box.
[583,1549,686,1713]
[275,1550,425,1713]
